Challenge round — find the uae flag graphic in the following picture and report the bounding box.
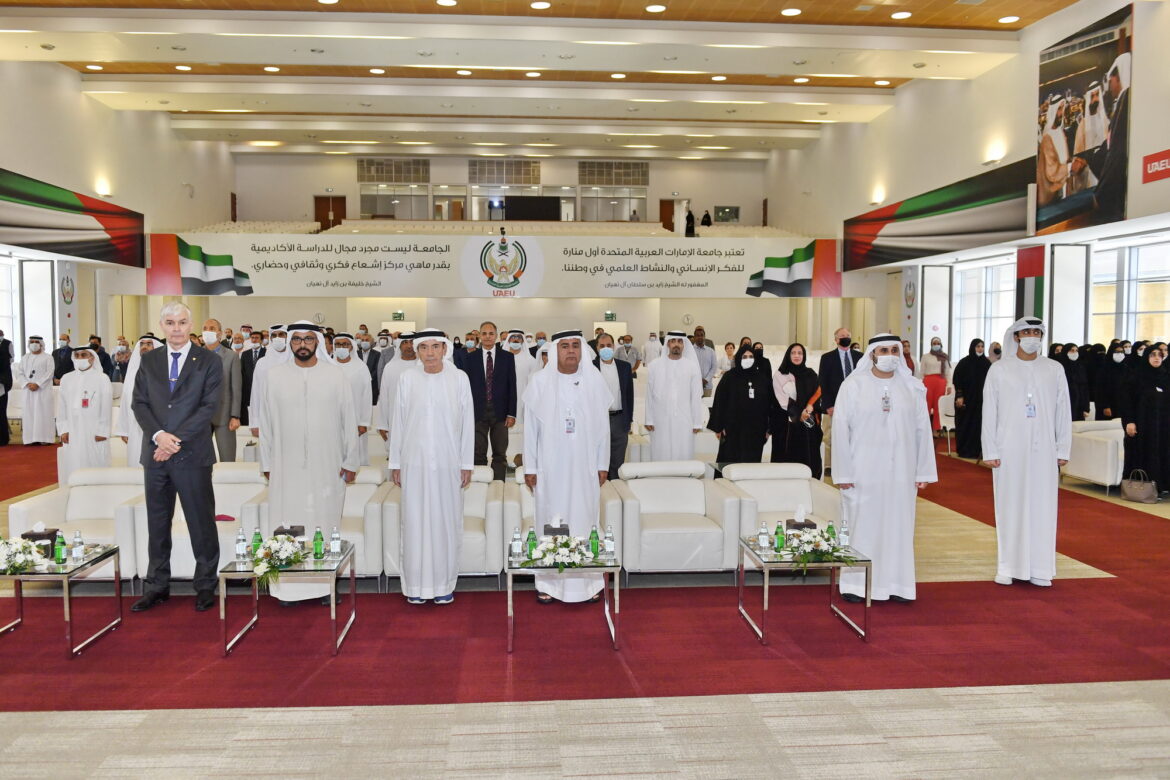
[0,167,143,266]
[746,240,840,298]
[147,234,253,296]
[1015,245,1046,319]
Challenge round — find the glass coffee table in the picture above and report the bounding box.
[737,536,872,644]
[218,541,356,657]
[505,549,621,653]
[0,544,123,659]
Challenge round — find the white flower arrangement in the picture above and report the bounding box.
[782,528,855,574]
[252,534,306,587]
[520,535,597,573]
[0,537,47,575]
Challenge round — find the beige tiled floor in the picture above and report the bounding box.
[1,681,1169,777]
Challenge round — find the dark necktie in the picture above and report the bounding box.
[842,350,852,378]
[485,350,494,406]
[170,352,181,392]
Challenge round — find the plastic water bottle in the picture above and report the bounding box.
[71,530,85,562]
[757,522,769,550]
[526,529,538,559]
[235,528,248,562]
[603,526,616,557]
[774,521,785,553]
[826,520,837,544]
[330,527,342,557]
[589,525,600,557]
[838,521,850,549]
[312,527,325,560]
[53,530,67,564]
[250,527,263,556]
[510,527,523,558]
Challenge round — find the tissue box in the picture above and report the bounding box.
[21,529,59,560]
[273,526,306,539]
[786,519,817,532]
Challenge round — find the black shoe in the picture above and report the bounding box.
[131,591,170,612]
[889,594,913,603]
[840,592,863,604]
[194,590,215,612]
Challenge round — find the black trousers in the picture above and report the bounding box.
[474,403,510,481]
[608,411,628,479]
[0,391,8,445]
[143,462,219,594]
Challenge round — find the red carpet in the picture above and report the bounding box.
[0,442,60,501]
[2,445,1169,712]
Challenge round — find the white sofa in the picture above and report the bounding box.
[8,466,144,579]
[502,468,623,558]
[382,465,503,579]
[938,393,956,456]
[1063,419,1124,490]
[614,460,739,573]
[717,462,841,537]
[338,466,392,577]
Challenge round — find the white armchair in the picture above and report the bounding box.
[502,468,623,557]
[338,465,391,577]
[938,394,956,456]
[382,465,503,580]
[1063,419,1124,491]
[131,461,267,580]
[614,460,739,573]
[8,466,144,579]
[717,462,841,538]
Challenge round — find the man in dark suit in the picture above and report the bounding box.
[357,332,381,402]
[131,302,224,613]
[593,333,634,478]
[0,341,11,445]
[0,329,11,366]
[87,335,115,379]
[52,333,74,382]
[1073,52,1130,224]
[202,318,242,462]
[816,326,863,475]
[459,321,516,480]
[529,331,547,358]
[239,331,265,426]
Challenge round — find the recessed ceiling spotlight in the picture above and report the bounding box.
[456,69,472,75]
[696,146,731,150]
[472,142,506,146]
[998,15,1020,23]
[530,1,551,8]
[711,75,726,81]
[794,77,810,83]
[436,0,457,6]
[248,141,283,147]
[645,4,667,12]
[780,8,801,16]
[85,64,103,70]
[525,71,541,77]
[175,65,191,71]
[874,79,890,86]
[623,144,658,148]
[678,156,703,159]
[397,141,431,145]
[685,134,715,137]
[890,11,911,19]
[369,68,385,74]
[318,0,339,4]
[611,73,626,79]
[263,66,280,72]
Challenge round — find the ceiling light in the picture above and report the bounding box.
[630,99,671,103]
[780,8,801,16]
[800,119,837,123]
[874,79,890,86]
[324,151,350,155]
[318,0,339,4]
[574,40,638,45]
[645,4,667,12]
[696,146,731,149]
[478,153,506,156]
[706,44,766,49]
[530,1,551,8]
[611,133,662,136]
[321,140,380,144]
[175,65,192,71]
[694,100,766,105]
[263,66,280,72]
[473,142,506,146]
[436,0,457,4]
[890,11,911,19]
[808,73,861,78]
[623,145,658,148]
[369,68,385,74]
[611,73,626,79]
[650,69,706,74]
[793,77,810,83]
[711,75,727,81]
[526,143,558,147]
[998,15,1020,24]
[248,141,283,147]
[396,141,432,145]
[525,71,541,77]
[685,134,715,137]
[525,154,551,157]
[678,156,703,159]
[209,109,254,113]
[85,64,104,70]
[456,69,472,75]
[216,33,411,39]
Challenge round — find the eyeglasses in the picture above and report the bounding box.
[289,336,317,345]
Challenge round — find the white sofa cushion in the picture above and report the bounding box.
[627,477,706,515]
[65,485,142,524]
[639,513,724,570]
[722,463,812,481]
[619,460,705,480]
[460,515,487,572]
[68,466,143,487]
[734,481,814,514]
[1072,419,1122,434]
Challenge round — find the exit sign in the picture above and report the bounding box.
[604,312,616,322]
[1143,149,1170,184]
[392,312,405,321]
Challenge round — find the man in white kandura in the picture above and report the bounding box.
[832,334,937,603]
[260,321,360,604]
[389,329,475,605]
[18,336,55,445]
[504,329,538,427]
[333,332,374,467]
[982,317,1071,588]
[642,332,662,365]
[56,345,112,482]
[247,324,287,437]
[523,330,611,604]
[645,330,704,460]
[114,334,163,463]
[375,332,416,448]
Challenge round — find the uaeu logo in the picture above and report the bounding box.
[461,232,543,297]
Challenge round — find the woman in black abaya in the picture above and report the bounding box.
[708,345,773,463]
[1122,348,1170,492]
[951,338,991,459]
[769,342,823,478]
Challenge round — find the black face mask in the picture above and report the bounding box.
[993,347,1002,355]
[838,337,851,348]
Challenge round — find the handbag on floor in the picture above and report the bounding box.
[1120,469,1158,504]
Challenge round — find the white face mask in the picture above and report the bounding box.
[378,338,389,349]
[115,344,127,353]
[270,337,287,352]
[241,330,252,337]
[740,357,755,370]
[875,354,902,373]
[334,347,351,360]
[232,343,244,351]
[357,329,368,336]
[29,343,42,353]
[1124,346,1132,355]
[1138,347,1146,356]
[1019,336,1043,355]
[1067,351,1079,362]
[262,339,270,347]
[57,339,68,349]
[359,340,371,350]
[508,341,523,352]
[1113,352,1125,363]
[72,357,92,372]
[202,330,219,345]
[931,343,942,352]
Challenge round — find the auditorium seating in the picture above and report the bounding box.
[1063,419,1125,491]
[614,460,739,573]
[184,221,321,234]
[8,466,144,579]
[717,462,840,541]
[382,465,503,581]
[502,468,623,562]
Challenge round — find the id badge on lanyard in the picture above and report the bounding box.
[1025,392,1036,418]
[881,390,891,413]
[747,381,755,400]
[81,392,90,409]
[565,408,576,435]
